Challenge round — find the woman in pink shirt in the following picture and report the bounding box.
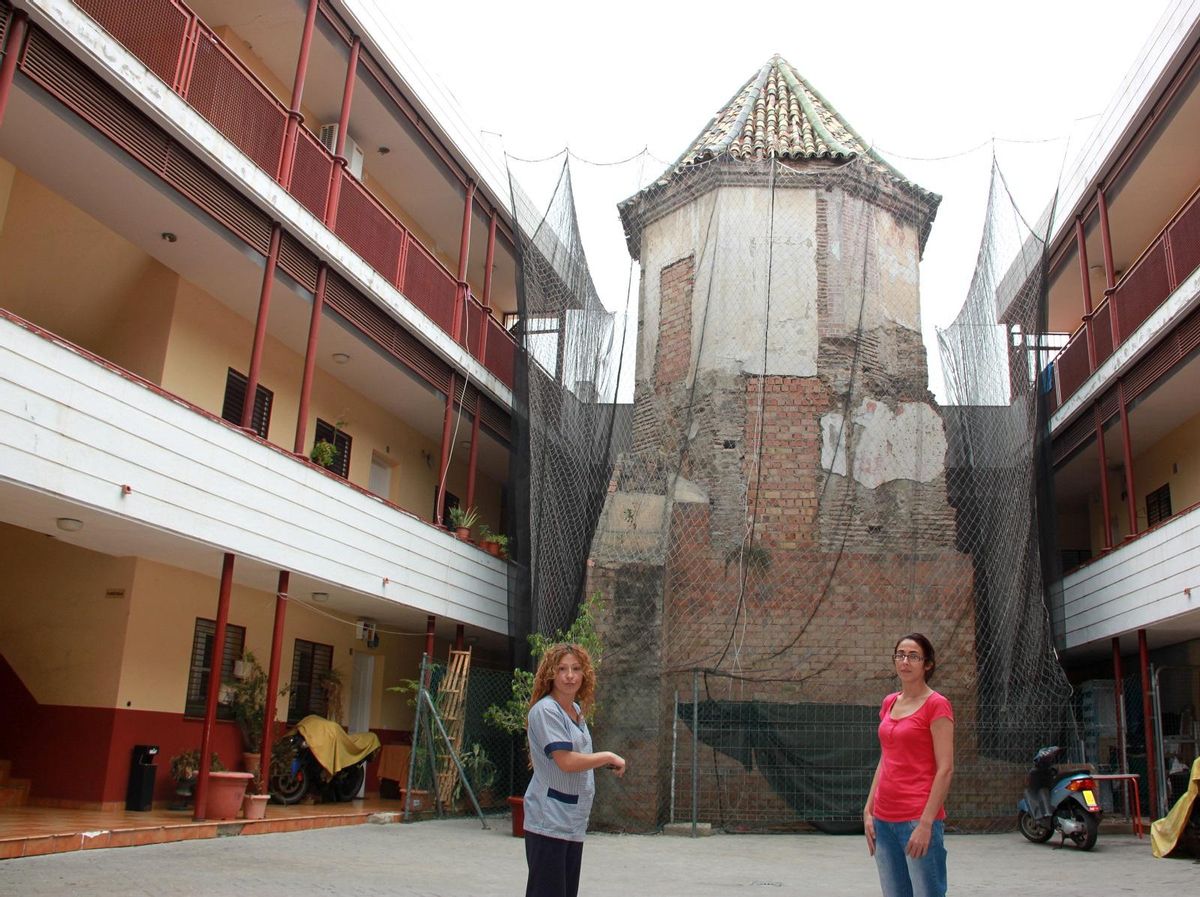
[863,633,955,897]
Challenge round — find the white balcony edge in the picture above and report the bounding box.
[1057,503,1200,650]
[1051,262,1200,433]
[0,315,509,632]
[23,0,512,409]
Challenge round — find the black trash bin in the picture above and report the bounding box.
[125,744,159,811]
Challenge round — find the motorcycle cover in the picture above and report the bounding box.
[1151,756,1200,858]
[295,715,381,776]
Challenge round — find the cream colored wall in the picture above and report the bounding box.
[1131,409,1200,528]
[0,523,133,707]
[0,156,15,234]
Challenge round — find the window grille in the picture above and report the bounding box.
[1146,483,1172,527]
[221,368,273,438]
[184,618,246,718]
[287,639,334,723]
[314,418,352,478]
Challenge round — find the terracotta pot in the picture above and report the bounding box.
[242,752,261,778]
[203,771,253,820]
[456,526,470,540]
[485,541,501,557]
[242,793,270,820]
[507,795,525,838]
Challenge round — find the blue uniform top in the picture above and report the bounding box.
[523,695,594,842]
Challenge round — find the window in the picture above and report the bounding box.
[184,618,246,718]
[314,419,352,479]
[1146,483,1172,527]
[287,639,334,724]
[434,488,460,527]
[221,368,273,439]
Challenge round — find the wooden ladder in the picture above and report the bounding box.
[435,648,472,805]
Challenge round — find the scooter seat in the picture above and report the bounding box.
[1056,765,1096,778]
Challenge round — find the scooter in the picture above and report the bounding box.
[1017,745,1102,850]
[269,715,381,805]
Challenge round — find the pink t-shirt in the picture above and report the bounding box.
[873,690,954,822]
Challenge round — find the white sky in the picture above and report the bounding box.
[362,0,1173,400]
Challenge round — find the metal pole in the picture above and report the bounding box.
[1111,638,1126,774]
[403,652,428,823]
[434,375,457,526]
[1095,406,1113,550]
[1150,665,1168,819]
[194,552,236,820]
[670,689,678,825]
[691,669,699,838]
[259,571,289,793]
[277,0,320,186]
[1075,217,1097,370]
[242,223,282,430]
[1118,380,1138,536]
[1139,629,1158,819]
[323,37,360,229]
[294,264,327,453]
[421,688,488,828]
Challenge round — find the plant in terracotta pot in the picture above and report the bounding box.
[485,592,604,836]
[168,749,225,810]
[224,651,268,784]
[453,742,498,809]
[447,504,479,540]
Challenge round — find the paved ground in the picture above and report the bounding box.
[0,816,1195,896]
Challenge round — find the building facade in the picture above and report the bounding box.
[0,0,535,809]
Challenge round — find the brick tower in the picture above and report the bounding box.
[587,57,978,830]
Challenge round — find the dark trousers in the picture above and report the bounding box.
[524,831,584,897]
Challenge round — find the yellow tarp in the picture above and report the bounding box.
[295,715,381,776]
[1151,756,1200,858]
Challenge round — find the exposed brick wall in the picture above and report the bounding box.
[655,256,694,393]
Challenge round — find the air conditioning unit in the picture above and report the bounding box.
[318,124,365,180]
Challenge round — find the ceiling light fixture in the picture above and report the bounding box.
[311,591,329,603]
[56,517,84,532]
[332,352,350,364]
[378,146,391,155]
[161,232,177,243]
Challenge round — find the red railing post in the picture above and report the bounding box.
[259,570,290,792]
[1138,629,1158,819]
[1117,379,1138,537]
[434,374,457,526]
[194,552,236,821]
[294,264,328,453]
[0,9,29,130]
[1094,405,1113,551]
[1098,188,1121,346]
[324,36,361,230]
[479,212,497,359]
[277,0,320,187]
[1075,218,1097,371]
[242,223,283,430]
[453,182,476,343]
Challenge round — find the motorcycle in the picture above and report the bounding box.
[269,715,381,805]
[1017,745,1102,850]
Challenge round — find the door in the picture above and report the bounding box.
[349,652,376,798]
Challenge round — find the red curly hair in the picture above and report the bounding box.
[529,644,596,716]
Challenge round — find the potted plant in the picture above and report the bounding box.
[454,742,498,809]
[224,651,268,781]
[310,439,338,469]
[447,504,479,540]
[484,593,604,836]
[168,749,225,810]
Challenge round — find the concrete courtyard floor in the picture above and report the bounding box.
[1,815,1195,896]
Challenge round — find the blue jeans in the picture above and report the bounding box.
[873,819,947,897]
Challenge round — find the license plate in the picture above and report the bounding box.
[1082,790,1097,807]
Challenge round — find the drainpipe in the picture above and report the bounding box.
[424,615,436,687]
[1138,629,1158,820]
[242,223,282,430]
[194,553,236,821]
[324,36,360,230]
[277,0,320,187]
[294,264,328,453]
[0,10,29,130]
[1075,218,1096,370]
[259,571,290,791]
[464,213,495,511]
[1098,188,1120,346]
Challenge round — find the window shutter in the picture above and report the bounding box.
[222,368,273,439]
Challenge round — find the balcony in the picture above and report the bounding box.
[0,311,509,632]
[1046,183,1200,416]
[49,0,516,390]
[1056,499,1200,652]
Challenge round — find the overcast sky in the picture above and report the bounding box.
[358,0,1173,399]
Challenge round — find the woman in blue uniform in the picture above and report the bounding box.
[524,643,626,897]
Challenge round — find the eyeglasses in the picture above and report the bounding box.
[892,652,925,663]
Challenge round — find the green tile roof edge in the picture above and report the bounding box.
[773,60,853,159]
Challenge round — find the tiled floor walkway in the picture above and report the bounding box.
[0,797,409,860]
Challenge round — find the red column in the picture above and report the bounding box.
[434,374,457,525]
[478,212,497,359]
[453,182,476,343]
[242,223,282,429]
[0,10,29,130]
[324,37,361,230]
[1138,628,1158,819]
[1094,406,1113,551]
[1075,218,1097,370]
[194,552,236,820]
[425,615,436,661]
[464,392,481,511]
[1098,188,1120,346]
[294,264,328,453]
[454,624,465,651]
[1117,380,1138,537]
[277,0,320,187]
[259,571,290,792]
[1111,637,1126,774]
